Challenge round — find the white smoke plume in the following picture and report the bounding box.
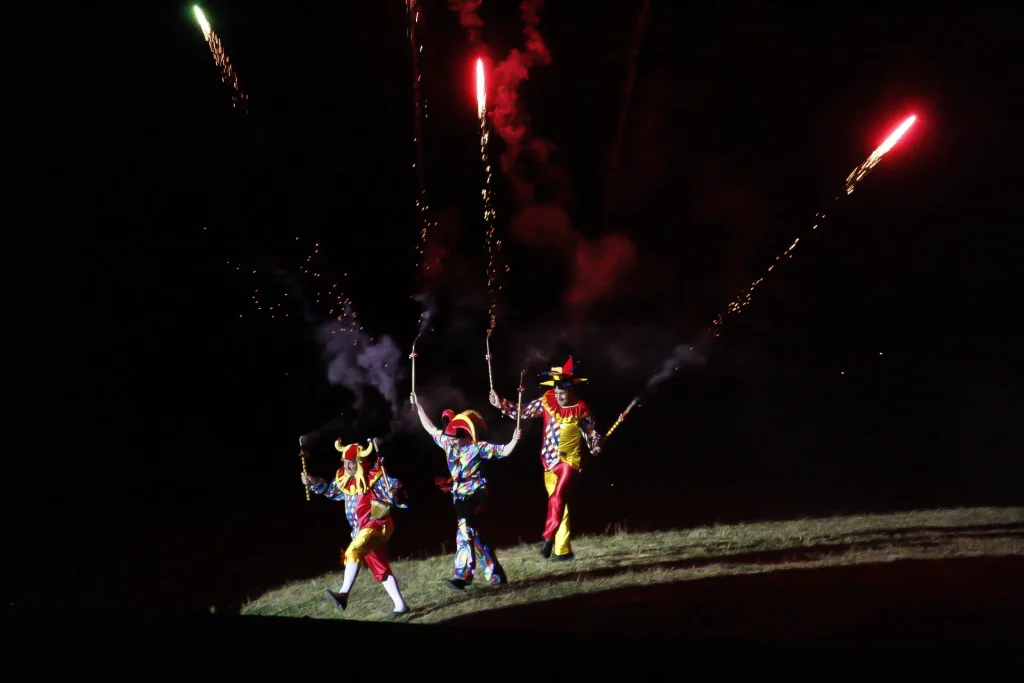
[313,307,406,414]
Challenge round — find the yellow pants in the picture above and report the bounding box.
[343,523,393,566]
[543,470,571,555]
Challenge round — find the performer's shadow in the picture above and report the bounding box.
[406,522,1024,621]
[439,555,1024,645]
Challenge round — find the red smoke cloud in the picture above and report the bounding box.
[447,0,484,45]
[450,1,638,318]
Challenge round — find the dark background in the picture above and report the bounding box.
[8,1,1020,614]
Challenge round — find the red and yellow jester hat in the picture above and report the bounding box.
[538,355,588,389]
[441,409,487,442]
[335,439,375,462]
[334,439,375,492]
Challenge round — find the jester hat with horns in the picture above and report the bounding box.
[538,355,588,389]
[441,409,487,442]
[334,439,376,493]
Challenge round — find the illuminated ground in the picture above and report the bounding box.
[240,505,1023,643]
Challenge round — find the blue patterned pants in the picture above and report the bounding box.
[452,490,506,584]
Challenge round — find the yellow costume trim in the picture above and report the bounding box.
[540,391,588,468]
[335,465,383,495]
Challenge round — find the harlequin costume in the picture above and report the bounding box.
[304,439,410,620]
[428,409,510,590]
[495,356,602,560]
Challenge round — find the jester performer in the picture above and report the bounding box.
[300,437,411,621]
[412,393,520,590]
[489,356,602,561]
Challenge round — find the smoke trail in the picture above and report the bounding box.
[601,0,652,231]
[646,344,706,389]
[414,292,438,337]
[447,0,484,45]
[313,308,406,414]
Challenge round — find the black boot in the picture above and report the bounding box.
[551,551,575,562]
[444,578,469,591]
[323,589,348,612]
[490,566,509,587]
[539,540,553,558]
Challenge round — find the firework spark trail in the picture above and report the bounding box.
[606,115,918,439]
[193,6,249,113]
[405,1,438,292]
[477,58,502,334]
[602,0,652,230]
[192,7,356,330]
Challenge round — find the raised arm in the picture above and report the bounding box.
[413,393,454,449]
[413,394,437,433]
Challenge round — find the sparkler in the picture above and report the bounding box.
[604,114,919,440]
[192,6,249,112]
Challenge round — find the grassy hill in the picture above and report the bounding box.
[241,505,1023,640]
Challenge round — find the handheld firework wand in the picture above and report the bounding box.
[299,449,311,502]
[605,396,641,440]
[516,369,525,433]
[485,331,495,396]
[409,334,420,411]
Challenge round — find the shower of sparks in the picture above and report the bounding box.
[191,14,361,332]
[403,0,436,288]
[192,6,249,112]
[477,58,501,333]
[605,114,919,440]
[406,0,439,333]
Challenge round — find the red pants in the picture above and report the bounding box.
[543,461,578,541]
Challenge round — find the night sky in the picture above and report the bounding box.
[9,1,1020,616]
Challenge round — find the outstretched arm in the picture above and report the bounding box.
[479,428,522,459]
[491,390,544,420]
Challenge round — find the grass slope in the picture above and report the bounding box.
[241,506,1023,628]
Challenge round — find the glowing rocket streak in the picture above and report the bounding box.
[192,5,248,111]
[845,115,916,194]
[193,6,212,39]
[604,113,920,442]
[476,58,486,120]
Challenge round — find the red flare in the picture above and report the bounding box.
[475,58,486,119]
